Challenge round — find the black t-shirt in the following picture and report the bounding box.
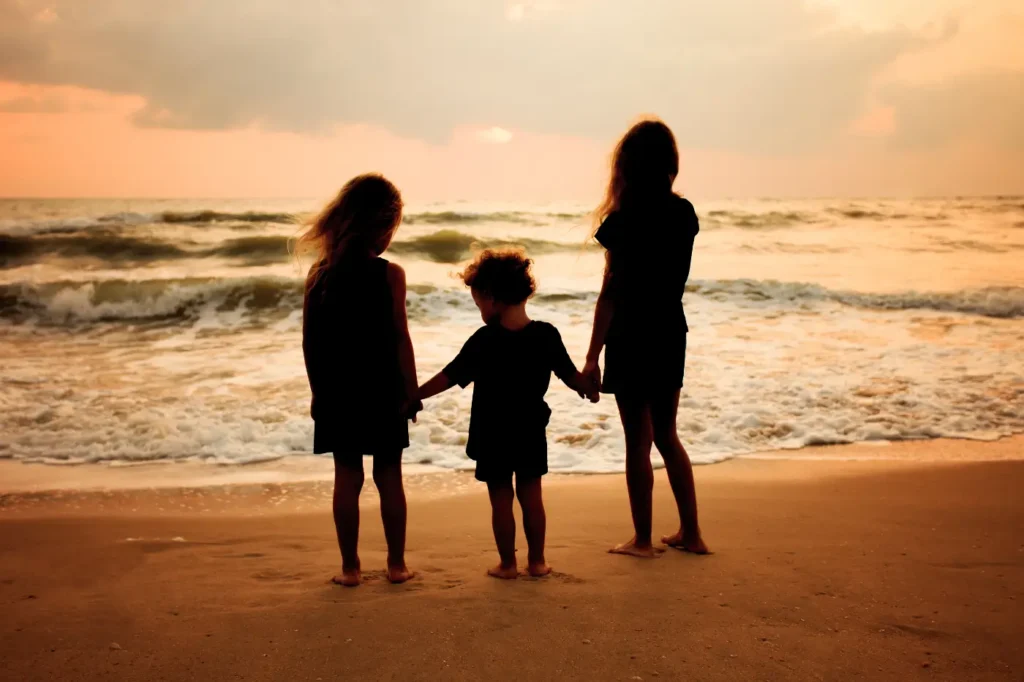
[443,321,578,459]
[595,194,699,341]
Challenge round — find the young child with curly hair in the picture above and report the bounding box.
[417,249,598,579]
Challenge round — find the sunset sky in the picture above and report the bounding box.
[0,0,1021,200]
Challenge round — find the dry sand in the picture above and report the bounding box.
[1,438,1022,681]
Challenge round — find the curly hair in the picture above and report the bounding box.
[459,249,536,304]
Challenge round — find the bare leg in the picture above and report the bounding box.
[651,390,710,554]
[486,480,518,579]
[372,456,415,583]
[516,476,550,577]
[332,458,364,586]
[609,394,661,558]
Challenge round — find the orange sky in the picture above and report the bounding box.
[0,1,1022,200]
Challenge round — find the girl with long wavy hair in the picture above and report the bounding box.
[583,120,710,557]
[299,173,419,585]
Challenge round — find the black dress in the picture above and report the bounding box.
[302,256,409,456]
[443,321,579,482]
[595,194,699,396]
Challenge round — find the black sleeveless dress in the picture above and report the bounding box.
[595,194,699,396]
[302,256,409,455]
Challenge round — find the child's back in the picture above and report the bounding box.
[445,320,575,475]
[416,249,597,579]
[303,255,407,455]
[297,173,417,586]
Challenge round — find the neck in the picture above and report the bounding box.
[498,303,530,331]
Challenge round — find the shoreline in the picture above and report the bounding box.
[1,435,1022,498]
[1,437,1022,521]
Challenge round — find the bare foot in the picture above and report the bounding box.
[661,531,711,555]
[527,562,552,577]
[386,565,415,584]
[331,569,361,587]
[487,563,519,580]
[609,538,663,558]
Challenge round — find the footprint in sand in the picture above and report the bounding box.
[522,570,585,584]
[888,623,948,639]
[277,542,316,552]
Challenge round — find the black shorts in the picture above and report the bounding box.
[602,333,686,396]
[313,416,408,459]
[474,453,548,484]
[332,450,403,470]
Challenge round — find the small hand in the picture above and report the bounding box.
[401,399,423,423]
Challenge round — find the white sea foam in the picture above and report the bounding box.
[2,296,1022,471]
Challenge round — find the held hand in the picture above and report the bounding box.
[401,398,423,423]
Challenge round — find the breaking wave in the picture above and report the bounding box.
[0,230,596,268]
[3,277,1021,329]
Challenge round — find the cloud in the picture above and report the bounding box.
[882,71,1024,150]
[476,126,514,144]
[0,0,972,153]
[0,93,69,113]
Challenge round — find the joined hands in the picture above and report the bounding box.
[401,398,424,422]
[576,360,602,403]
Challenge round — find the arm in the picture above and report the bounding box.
[385,263,421,420]
[582,252,615,387]
[418,371,455,401]
[301,279,329,419]
[549,325,599,403]
[419,328,480,401]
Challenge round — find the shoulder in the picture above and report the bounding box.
[529,320,562,340]
[530,320,556,333]
[463,325,493,348]
[594,211,624,250]
[674,196,699,232]
[383,260,406,288]
[675,195,696,214]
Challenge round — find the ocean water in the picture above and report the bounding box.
[1,197,1023,472]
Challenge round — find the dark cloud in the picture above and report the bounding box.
[0,0,961,152]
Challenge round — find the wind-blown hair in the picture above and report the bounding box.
[594,118,679,231]
[296,173,403,290]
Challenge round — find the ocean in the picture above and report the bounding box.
[2,197,1023,473]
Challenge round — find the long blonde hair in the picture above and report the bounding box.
[296,173,403,290]
[594,118,679,232]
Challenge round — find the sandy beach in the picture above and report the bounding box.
[1,438,1021,681]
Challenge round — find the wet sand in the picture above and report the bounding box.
[2,438,1022,681]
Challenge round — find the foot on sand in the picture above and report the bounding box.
[609,538,663,558]
[386,565,415,584]
[527,562,552,577]
[331,569,361,587]
[487,563,519,580]
[661,531,711,555]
